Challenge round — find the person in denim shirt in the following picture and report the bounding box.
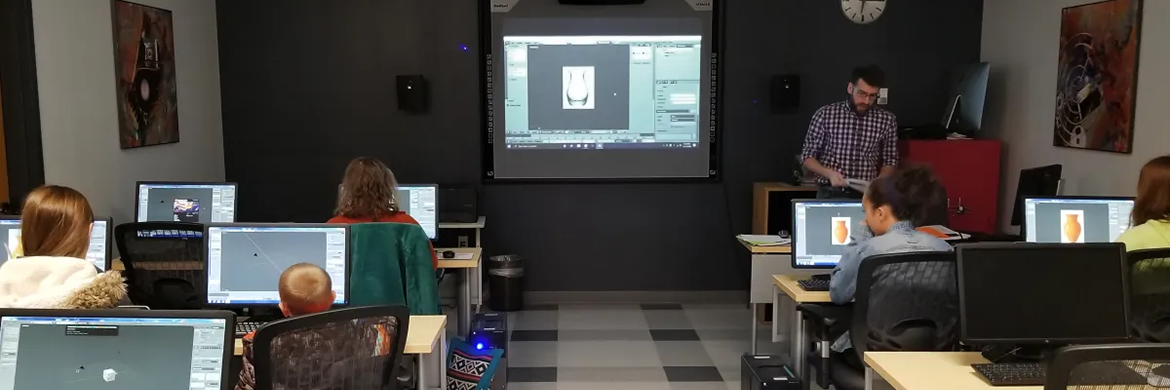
[828,166,953,357]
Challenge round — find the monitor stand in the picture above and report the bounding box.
[981,344,1058,364]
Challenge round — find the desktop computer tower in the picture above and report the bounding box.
[741,354,801,390]
[470,312,509,389]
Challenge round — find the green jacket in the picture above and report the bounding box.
[348,223,441,315]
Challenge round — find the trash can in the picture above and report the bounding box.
[488,254,524,312]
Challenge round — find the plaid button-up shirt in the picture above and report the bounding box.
[800,101,899,185]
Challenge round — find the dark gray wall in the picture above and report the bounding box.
[216,0,982,292]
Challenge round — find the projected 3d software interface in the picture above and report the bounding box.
[398,185,438,240]
[0,316,228,390]
[793,201,866,267]
[136,183,237,223]
[1024,198,1133,243]
[205,226,347,305]
[0,219,108,270]
[503,35,702,150]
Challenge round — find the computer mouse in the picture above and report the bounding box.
[442,250,456,259]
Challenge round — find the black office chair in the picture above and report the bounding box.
[114,222,205,309]
[798,251,958,390]
[253,305,410,390]
[1127,248,1170,342]
[1045,343,1170,389]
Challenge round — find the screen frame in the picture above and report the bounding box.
[477,0,725,183]
[396,183,440,241]
[0,215,113,270]
[790,198,864,270]
[134,181,239,223]
[0,308,235,388]
[201,223,351,310]
[1020,195,1135,242]
[956,242,1132,345]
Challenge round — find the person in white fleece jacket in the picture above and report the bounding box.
[0,185,126,309]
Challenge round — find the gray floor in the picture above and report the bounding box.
[501,303,788,390]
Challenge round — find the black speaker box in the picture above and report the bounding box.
[770,74,800,114]
[439,185,479,224]
[396,75,428,113]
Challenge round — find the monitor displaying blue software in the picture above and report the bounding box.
[1023,196,1134,243]
[792,200,866,269]
[0,309,233,390]
[0,217,111,271]
[397,184,438,240]
[204,224,349,306]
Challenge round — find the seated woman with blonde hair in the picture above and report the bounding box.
[0,185,127,308]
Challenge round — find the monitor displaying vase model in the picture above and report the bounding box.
[792,200,866,269]
[1023,196,1133,243]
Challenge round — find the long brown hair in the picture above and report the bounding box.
[20,185,94,258]
[335,157,399,219]
[865,165,947,227]
[1133,155,1170,226]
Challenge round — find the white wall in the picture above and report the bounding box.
[31,0,224,224]
[981,0,1170,232]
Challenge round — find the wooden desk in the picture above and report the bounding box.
[864,352,1037,390]
[737,238,792,254]
[436,247,482,269]
[752,182,818,235]
[772,274,831,303]
[437,247,481,337]
[738,238,815,356]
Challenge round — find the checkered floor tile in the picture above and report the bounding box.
[503,303,790,389]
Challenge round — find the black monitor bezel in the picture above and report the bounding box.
[202,223,352,310]
[0,215,114,271]
[956,242,1132,346]
[1020,195,1136,243]
[790,198,865,270]
[396,183,440,241]
[0,308,236,387]
[134,181,240,223]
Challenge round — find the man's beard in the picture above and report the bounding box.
[848,99,870,114]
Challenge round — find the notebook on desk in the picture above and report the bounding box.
[737,235,791,247]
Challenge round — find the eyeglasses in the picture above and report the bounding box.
[852,86,880,101]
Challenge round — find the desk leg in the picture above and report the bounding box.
[864,366,875,390]
[771,285,780,343]
[418,354,428,390]
[750,303,758,354]
[793,307,805,376]
[438,331,448,389]
[459,268,473,336]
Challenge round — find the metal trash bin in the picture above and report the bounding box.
[488,254,524,312]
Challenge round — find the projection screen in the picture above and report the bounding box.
[481,0,721,180]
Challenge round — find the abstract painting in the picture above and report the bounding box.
[1053,0,1142,154]
[112,0,179,149]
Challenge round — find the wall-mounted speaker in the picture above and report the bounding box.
[396,75,429,113]
[770,74,800,114]
[557,0,646,5]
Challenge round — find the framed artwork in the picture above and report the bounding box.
[1053,0,1142,154]
[111,0,179,149]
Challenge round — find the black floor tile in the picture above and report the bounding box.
[650,329,701,341]
[511,330,558,341]
[508,367,558,382]
[663,366,723,382]
[640,303,683,310]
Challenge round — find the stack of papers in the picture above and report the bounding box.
[916,225,971,241]
[846,179,870,194]
[736,235,791,246]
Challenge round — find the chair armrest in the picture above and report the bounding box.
[797,303,853,329]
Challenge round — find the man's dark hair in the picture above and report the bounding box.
[851,65,886,88]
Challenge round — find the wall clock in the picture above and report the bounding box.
[841,0,887,24]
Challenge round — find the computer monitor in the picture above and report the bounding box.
[1022,196,1134,243]
[940,62,990,133]
[0,216,112,271]
[0,309,233,390]
[204,223,349,307]
[791,199,866,269]
[1010,165,1063,227]
[135,182,238,223]
[397,184,438,240]
[957,243,1130,345]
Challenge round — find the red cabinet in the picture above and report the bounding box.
[899,140,1002,233]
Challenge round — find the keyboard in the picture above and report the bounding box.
[798,278,830,291]
[235,321,267,337]
[972,362,1045,386]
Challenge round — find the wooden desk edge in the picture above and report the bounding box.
[436,247,482,269]
[863,352,1001,390]
[772,274,833,303]
[863,352,910,390]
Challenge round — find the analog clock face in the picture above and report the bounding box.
[841,0,886,24]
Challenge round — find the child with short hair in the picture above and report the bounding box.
[235,263,336,390]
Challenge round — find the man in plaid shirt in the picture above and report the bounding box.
[801,65,899,199]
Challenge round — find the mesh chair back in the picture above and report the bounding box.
[114,222,205,309]
[851,251,959,357]
[253,305,410,390]
[1127,248,1170,342]
[1045,344,1170,389]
